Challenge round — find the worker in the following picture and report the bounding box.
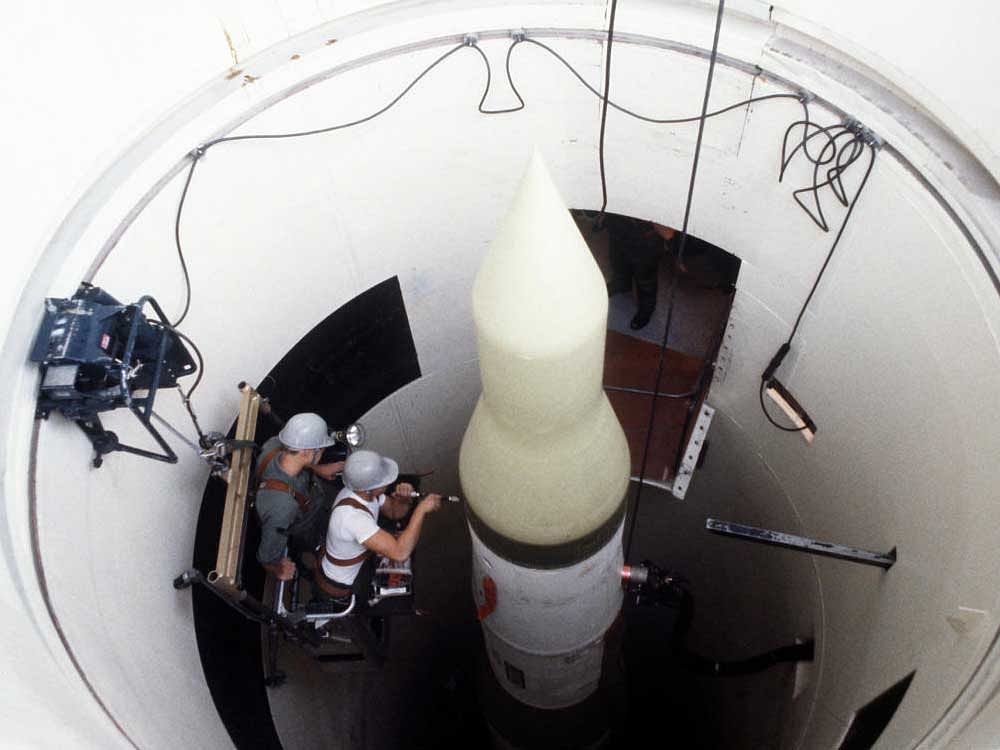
[604,214,673,330]
[316,449,441,605]
[255,412,346,581]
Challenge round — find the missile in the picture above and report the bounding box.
[460,152,631,745]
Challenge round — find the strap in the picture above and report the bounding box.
[257,479,310,511]
[324,547,370,567]
[312,555,352,597]
[323,495,377,566]
[255,446,281,481]
[333,496,377,521]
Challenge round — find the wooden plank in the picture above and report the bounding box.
[212,383,261,586]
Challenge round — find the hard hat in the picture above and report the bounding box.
[278,413,337,451]
[343,449,398,491]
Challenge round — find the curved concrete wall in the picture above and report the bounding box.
[3,2,999,749]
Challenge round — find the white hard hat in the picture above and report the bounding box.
[343,449,398,491]
[278,413,337,451]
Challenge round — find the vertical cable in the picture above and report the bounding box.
[597,0,620,216]
[624,0,727,561]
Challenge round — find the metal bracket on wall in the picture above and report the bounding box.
[712,319,736,388]
[671,403,715,499]
[706,518,897,569]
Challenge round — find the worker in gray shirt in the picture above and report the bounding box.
[255,412,345,580]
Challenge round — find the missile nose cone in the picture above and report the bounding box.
[460,151,630,546]
[474,150,607,359]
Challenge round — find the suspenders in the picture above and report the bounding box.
[323,496,376,567]
[256,446,375,591]
[255,447,310,509]
[315,495,377,598]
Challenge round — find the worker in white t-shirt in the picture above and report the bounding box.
[314,449,441,606]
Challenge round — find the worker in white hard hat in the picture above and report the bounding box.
[255,413,347,581]
[315,449,441,604]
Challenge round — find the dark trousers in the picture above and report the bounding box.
[316,557,386,665]
[610,243,660,314]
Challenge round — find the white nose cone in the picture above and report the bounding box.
[473,150,608,361]
[461,149,630,548]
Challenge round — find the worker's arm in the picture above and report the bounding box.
[381,481,416,520]
[363,495,441,562]
[256,494,298,581]
[308,460,346,481]
[262,557,296,581]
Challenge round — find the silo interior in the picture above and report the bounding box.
[4,2,1000,750]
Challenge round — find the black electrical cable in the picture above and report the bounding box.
[759,142,877,432]
[787,143,876,344]
[170,326,208,444]
[469,41,525,114]
[629,561,814,676]
[169,42,471,328]
[597,0,620,216]
[521,37,807,125]
[171,156,198,328]
[167,42,478,443]
[758,380,807,432]
[202,43,469,150]
[624,0,727,563]
[669,575,813,675]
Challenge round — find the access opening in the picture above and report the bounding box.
[572,209,740,488]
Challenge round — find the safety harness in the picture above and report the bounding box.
[255,447,311,510]
[255,447,376,598]
[314,495,377,598]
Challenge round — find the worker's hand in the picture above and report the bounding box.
[310,460,345,480]
[393,482,415,499]
[381,494,410,520]
[418,494,442,514]
[275,557,296,581]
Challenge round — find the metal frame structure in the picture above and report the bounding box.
[36,295,185,467]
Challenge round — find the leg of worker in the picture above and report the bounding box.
[348,558,386,666]
[631,255,660,330]
[607,235,633,296]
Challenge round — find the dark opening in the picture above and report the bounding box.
[838,672,916,750]
[572,209,740,484]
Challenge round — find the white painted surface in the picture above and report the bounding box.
[471,523,624,710]
[0,2,998,749]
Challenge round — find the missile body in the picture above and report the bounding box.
[460,152,631,732]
